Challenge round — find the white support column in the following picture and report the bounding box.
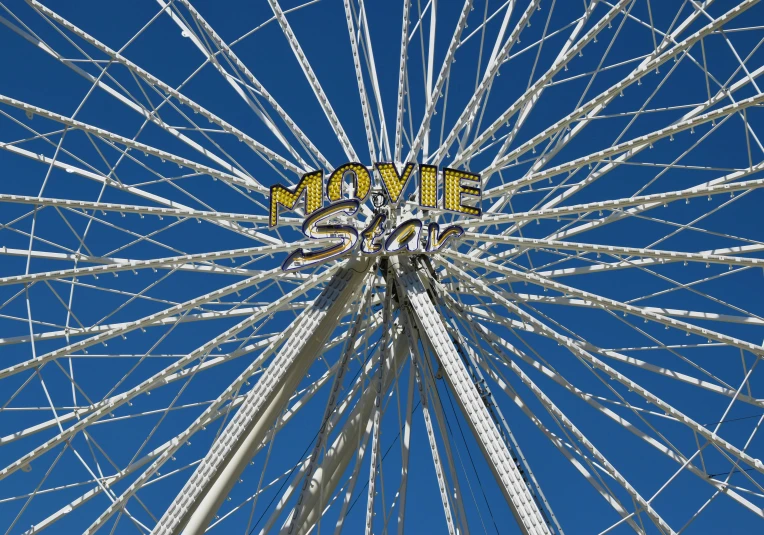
[393,259,551,535]
[400,308,460,535]
[396,348,417,535]
[288,321,410,535]
[153,260,370,535]
[282,280,373,535]
[364,273,393,535]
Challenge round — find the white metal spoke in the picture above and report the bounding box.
[399,307,459,535]
[438,258,764,516]
[484,92,764,198]
[438,254,764,480]
[168,0,330,170]
[266,0,359,162]
[471,0,755,178]
[428,0,542,165]
[0,93,264,193]
[30,0,306,179]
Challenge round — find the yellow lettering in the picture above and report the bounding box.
[376,162,416,204]
[443,168,481,216]
[269,170,323,227]
[326,163,371,202]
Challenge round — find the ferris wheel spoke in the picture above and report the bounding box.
[438,255,764,487]
[0,138,277,245]
[444,250,764,357]
[470,170,764,231]
[26,320,363,535]
[469,0,607,168]
[460,310,754,441]
[584,331,762,533]
[613,189,764,260]
[439,299,635,532]
[503,319,764,519]
[458,0,512,53]
[488,337,684,534]
[0,94,265,195]
[483,93,764,201]
[489,234,760,279]
[618,260,763,324]
[361,0,393,160]
[342,0,380,163]
[442,0,628,168]
[0,267,336,497]
[399,308,461,535]
[0,242,322,288]
[41,306,378,535]
[27,0,302,187]
[462,232,764,271]
[453,279,762,410]
[464,0,558,161]
[393,0,411,162]
[152,261,368,535]
[694,3,764,94]
[440,259,764,516]
[163,0,328,172]
[143,331,359,534]
[426,0,541,165]
[506,292,763,329]
[266,0,359,162]
[547,303,762,409]
[529,96,763,248]
[278,278,374,534]
[266,322,390,535]
[488,0,648,182]
[286,319,408,535]
[0,193,300,225]
[0,38,262,205]
[451,312,668,533]
[534,243,764,281]
[156,1,300,170]
[394,343,416,535]
[74,268,348,533]
[0,299,301,349]
[257,311,387,534]
[2,207,199,268]
[488,362,645,532]
[469,0,754,187]
[405,0,473,162]
[435,298,564,534]
[0,263,305,384]
[477,247,764,323]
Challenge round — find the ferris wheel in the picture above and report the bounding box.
[0,0,763,533]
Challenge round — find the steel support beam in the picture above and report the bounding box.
[153,260,369,535]
[393,258,551,535]
[284,318,409,535]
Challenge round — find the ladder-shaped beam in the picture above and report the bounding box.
[393,259,551,535]
[154,261,369,535]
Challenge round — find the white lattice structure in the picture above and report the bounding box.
[0,1,763,534]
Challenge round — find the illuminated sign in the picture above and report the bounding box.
[269,162,480,271]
